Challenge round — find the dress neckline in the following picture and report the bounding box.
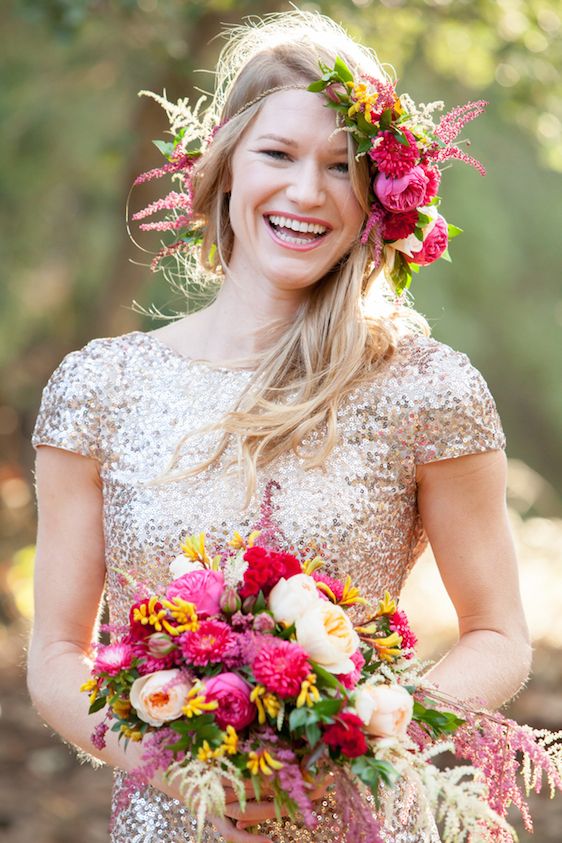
[134,331,258,374]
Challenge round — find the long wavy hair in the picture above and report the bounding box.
[146,10,430,509]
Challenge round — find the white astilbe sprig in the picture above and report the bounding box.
[223,548,249,588]
[166,756,246,842]
[373,737,516,842]
[137,89,215,145]
[398,93,445,136]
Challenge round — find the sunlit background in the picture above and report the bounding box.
[1,0,561,840]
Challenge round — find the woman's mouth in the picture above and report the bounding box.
[264,214,330,250]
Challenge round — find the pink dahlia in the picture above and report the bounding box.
[369,128,420,178]
[252,638,311,698]
[240,546,302,598]
[389,609,418,656]
[179,620,235,667]
[312,571,345,602]
[383,209,419,241]
[336,648,366,689]
[94,642,135,676]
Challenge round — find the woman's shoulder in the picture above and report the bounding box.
[386,330,494,400]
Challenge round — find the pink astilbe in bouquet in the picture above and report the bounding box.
[82,483,562,842]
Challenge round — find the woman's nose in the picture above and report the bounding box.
[285,160,326,208]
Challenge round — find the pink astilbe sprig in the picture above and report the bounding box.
[426,99,489,176]
[443,702,562,834]
[149,240,185,272]
[138,215,193,232]
[331,767,384,842]
[111,728,179,823]
[360,200,386,267]
[274,747,319,829]
[133,153,194,186]
[132,191,192,221]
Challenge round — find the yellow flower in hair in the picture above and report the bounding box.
[247,749,284,777]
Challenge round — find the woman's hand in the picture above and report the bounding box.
[223,771,334,831]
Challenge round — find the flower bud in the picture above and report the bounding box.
[242,594,257,614]
[219,586,242,616]
[253,612,276,633]
[147,632,176,657]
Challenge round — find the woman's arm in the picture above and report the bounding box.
[415,449,532,708]
[28,445,273,843]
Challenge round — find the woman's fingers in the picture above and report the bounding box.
[223,781,274,804]
[223,798,288,823]
[209,814,271,842]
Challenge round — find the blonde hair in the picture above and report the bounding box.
[146,9,430,509]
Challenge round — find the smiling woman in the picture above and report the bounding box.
[28,8,535,843]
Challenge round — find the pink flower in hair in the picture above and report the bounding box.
[426,100,488,176]
[369,128,420,178]
[374,165,429,213]
[406,214,448,266]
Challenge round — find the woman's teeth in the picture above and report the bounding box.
[266,215,328,244]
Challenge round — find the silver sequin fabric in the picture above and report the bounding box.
[32,329,505,842]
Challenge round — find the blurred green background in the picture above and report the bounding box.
[1,0,561,841]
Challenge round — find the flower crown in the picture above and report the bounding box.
[132,58,488,296]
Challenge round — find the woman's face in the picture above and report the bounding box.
[227,89,365,297]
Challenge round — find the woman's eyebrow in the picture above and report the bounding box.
[256,133,348,155]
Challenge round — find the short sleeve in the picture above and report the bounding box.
[31,340,108,461]
[410,339,506,465]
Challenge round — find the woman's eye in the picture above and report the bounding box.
[332,162,349,174]
[262,149,290,161]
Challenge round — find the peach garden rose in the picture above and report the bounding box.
[130,669,192,727]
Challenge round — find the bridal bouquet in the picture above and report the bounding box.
[83,524,562,842]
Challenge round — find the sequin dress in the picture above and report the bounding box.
[32,329,505,843]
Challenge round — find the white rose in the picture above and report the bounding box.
[392,204,439,258]
[354,683,413,738]
[130,669,191,727]
[169,554,204,579]
[268,574,322,625]
[295,602,360,674]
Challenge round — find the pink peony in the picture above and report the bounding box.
[374,165,429,213]
[166,569,224,618]
[252,638,311,699]
[94,642,135,676]
[336,648,366,689]
[406,214,449,266]
[421,163,441,203]
[203,672,256,730]
[179,619,235,667]
[369,128,420,178]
